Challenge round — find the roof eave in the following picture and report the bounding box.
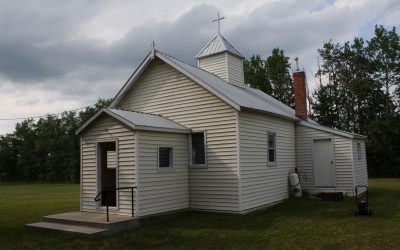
[135,125,191,134]
[196,50,244,60]
[75,108,137,135]
[297,120,367,139]
[242,107,300,122]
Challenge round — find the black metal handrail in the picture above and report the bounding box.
[94,186,137,222]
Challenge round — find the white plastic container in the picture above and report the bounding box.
[289,172,302,198]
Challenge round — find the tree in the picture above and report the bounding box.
[368,25,400,115]
[266,48,294,108]
[313,38,386,134]
[244,48,294,107]
[367,116,400,177]
[0,134,19,181]
[244,55,271,94]
[312,25,400,177]
[0,98,112,182]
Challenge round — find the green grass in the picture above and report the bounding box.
[0,180,399,250]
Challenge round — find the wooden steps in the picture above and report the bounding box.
[26,222,108,236]
[26,211,139,237]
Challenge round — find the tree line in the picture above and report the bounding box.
[0,99,111,182]
[244,25,400,177]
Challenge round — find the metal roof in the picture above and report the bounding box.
[156,51,299,121]
[76,108,190,135]
[195,34,243,59]
[298,120,367,140]
[107,50,367,139]
[111,50,300,121]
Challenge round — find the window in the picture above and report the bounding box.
[158,146,173,170]
[357,142,362,161]
[268,132,276,166]
[190,132,206,166]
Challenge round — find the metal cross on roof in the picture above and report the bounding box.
[150,41,155,59]
[212,12,225,34]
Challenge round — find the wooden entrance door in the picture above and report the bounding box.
[313,138,335,187]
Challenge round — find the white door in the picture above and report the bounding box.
[313,138,335,187]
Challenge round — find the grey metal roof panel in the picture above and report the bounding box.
[108,109,189,131]
[157,51,299,121]
[298,120,367,140]
[195,34,243,59]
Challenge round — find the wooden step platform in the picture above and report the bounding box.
[26,211,139,237]
[26,222,108,236]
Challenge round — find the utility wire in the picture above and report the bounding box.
[0,104,97,121]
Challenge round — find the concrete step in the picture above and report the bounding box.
[25,222,108,237]
[43,212,139,232]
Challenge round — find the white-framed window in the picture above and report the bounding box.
[158,146,173,171]
[357,142,362,161]
[268,132,276,166]
[190,131,207,167]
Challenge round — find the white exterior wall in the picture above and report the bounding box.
[137,131,189,217]
[238,110,296,211]
[295,125,355,195]
[198,53,227,82]
[226,53,244,87]
[80,115,137,216]
[118,59,239,212]
[198,53,244,88]
[352,140,368,187]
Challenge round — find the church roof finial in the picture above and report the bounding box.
[212,12,225,35]
[195,12,243,59]
[150,41,155,59]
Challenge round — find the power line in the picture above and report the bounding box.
[0,104,97,121]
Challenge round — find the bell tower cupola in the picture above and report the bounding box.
[195,13,245,88]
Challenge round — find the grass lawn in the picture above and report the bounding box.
[0,179,399,250]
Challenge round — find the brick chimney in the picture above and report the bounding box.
[293,68,308,120]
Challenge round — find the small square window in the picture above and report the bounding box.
[357,143,362,161]
[158,147,173,169]
[268,132,276,166]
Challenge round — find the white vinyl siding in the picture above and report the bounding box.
[118,59,239,212]
[238,110,296,211]
[137,131,189,217]
[353,140,368,187]
[80,115,136,216]
[198,53,227,81]
[296,124,355,195]
[226,53,244,87]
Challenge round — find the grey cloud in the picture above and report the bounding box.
[0,0,398,100]
[0,3,221,96]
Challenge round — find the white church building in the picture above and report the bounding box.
[74,15,368,218]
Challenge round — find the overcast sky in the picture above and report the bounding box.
[0,0,399,134]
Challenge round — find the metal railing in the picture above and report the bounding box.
[94,186,137,222]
